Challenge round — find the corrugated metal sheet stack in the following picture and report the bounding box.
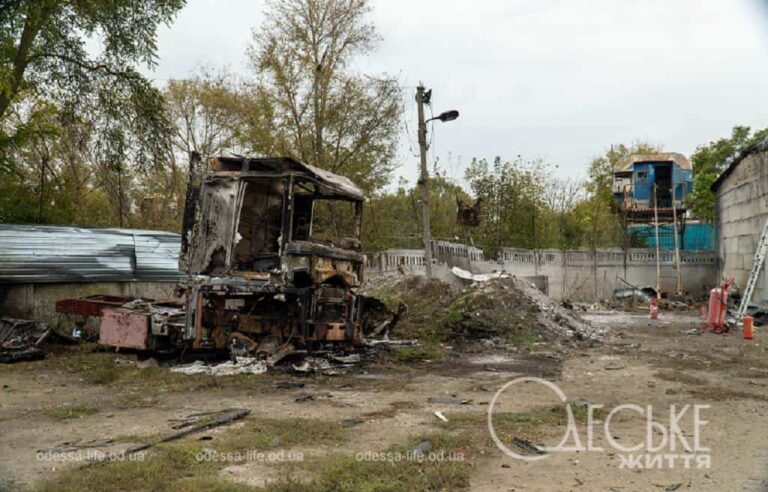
[0,224,184,283]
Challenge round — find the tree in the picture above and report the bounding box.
[464,156,553,254]
[362,173,472,251]
[579,142,663,249]
[0,0,185,172]
[688,126,768,221]
[248,0,402,192]
[163,70,276,160]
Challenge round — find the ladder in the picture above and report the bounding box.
[736,215,768,320]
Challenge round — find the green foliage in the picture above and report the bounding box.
[394,344,446,362]
[463,156,588,253]
[248,0,402,194]
[0,0,186,228]
[578,142,663,248]
[688,125,768,221]
[363,173,472,251]
[0,0,185,163]
[164,69,276,159]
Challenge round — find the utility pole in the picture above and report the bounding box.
[416,84,433,278]
[671,183,683,295]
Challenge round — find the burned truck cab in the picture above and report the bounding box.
[180,156,365,353]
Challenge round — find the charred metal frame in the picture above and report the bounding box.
[179,156,366,354]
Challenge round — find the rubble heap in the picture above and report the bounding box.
[453,276,602,341]
[368,275,601,346]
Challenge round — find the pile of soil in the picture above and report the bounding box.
[363,275,601,345]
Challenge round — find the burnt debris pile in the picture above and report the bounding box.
[366,275,601,346]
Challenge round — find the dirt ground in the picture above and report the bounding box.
[2,309,768,491]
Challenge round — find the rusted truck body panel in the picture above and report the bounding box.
[100,308,151,350]
[179,155,366,353]
[99,303,185,350]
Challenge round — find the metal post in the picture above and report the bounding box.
[671,183,683,295]
[416,84,432,278]
[653,184,661,297]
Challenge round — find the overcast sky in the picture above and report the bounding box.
[146,0,768,186]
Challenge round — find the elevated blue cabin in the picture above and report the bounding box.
[613,153,693,210]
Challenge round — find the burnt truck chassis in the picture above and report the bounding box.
[176,155,366,355]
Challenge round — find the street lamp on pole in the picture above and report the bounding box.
[416,84,459,278]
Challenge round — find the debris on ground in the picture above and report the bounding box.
[87,408,250,464]
[363,339,420,347]
[271,381,306,389]
[0,346,46,364]
[369,302,408,338]
[512,437,547,455]
[295,392,333,403]
[362,274,600,356]
[614,277,657,303]
[170,358,268,376]
[743,303,768,326]
[434,410,449,422]
[168,410,232,430]
[340,418,364,427]
[614,287,657,303]
[411,439,433,455]
[447,272,601,341]
[427,395,470,405]
[0,317,54,363]
[292,356,342,374]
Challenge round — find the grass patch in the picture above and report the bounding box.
[437,404,609,451]
[688,386,768,402]
[394,344,446,363]
[264,433,474,491]
[35,416,349,492]
[215,416,347,453]
[34,443,235,492]
[5,346,271,410]
[44,404,100,420]
[506,329,538,349]
[654,370,708,386]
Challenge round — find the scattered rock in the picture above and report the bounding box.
[427,396,470,405]
[411,439,432,455]
[340,418,364,427]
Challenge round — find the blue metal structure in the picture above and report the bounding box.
[628,222,714,251]
[613,153,693,210]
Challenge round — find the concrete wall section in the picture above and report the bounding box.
[715,150,768,303]
[494,248,716,302]
[366,243,717,302]
[0,282,180,325]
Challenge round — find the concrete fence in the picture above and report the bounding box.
[366,241,718,302]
